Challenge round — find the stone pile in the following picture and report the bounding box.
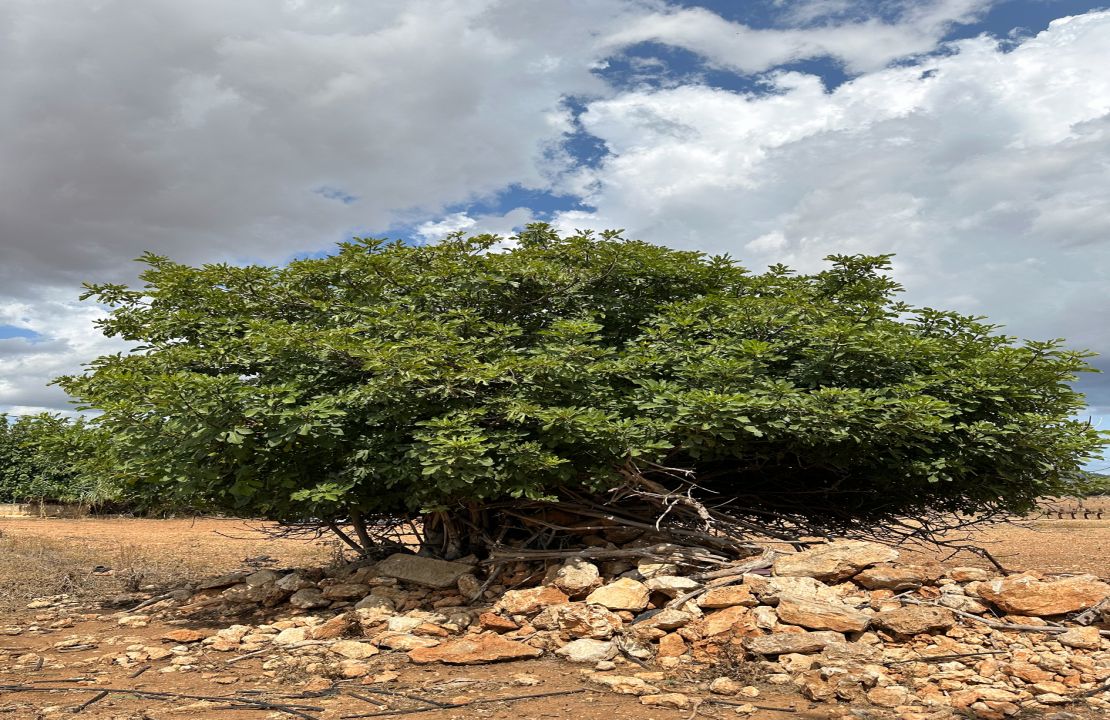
[33,539,1110,719]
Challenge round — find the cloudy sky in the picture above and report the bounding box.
[1,0,1107,467]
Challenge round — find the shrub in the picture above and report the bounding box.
[58,225,1107,556]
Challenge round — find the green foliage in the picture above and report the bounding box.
[58,225,1107,527]
[0,414,113,505]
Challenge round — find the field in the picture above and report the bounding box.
[0,504,1107,719]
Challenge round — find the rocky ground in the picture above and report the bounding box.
[1,531,1108,720]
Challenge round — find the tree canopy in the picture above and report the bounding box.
[58,225,1106,554]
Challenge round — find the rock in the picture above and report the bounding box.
[374,553,474,589]
[742,575,842,605]
[872,606,955,635]
[742,630,843,655]
[534,602,623,639]
[640,693,691,709]
[288,589,330,610]
[311,613,356,640]
[553,558,601,597]
[338,660,372,678]
[937,593,989,614]
[196,571,250,590]
[494,586,569,615]
[321,583,371,600]
[586,578,650,611]
[456,573,481,599]
[1057,626,1101,650]
[948,567,992,582]
[645,575,702,597]
[354,594,395,612]
[708,677,744,695]
[478,612,519,633]
[772,541,899,582]
[555,638,617,663]
[698,585,758,609]
[977,574,1110,616]
[731,704,757,714]
[272,627,309,645]
[867,685,911,708]
[775,596,871,633]
[117,615,149,628]
[702,606,754,637]
[633,607,693,631]
[637,558,678,579]
[330,640,379,660]
[162,629,208,643]
[275,572,316,592]
[244,569,282,587]
[589,675,660,696]
[408,633,542,665]
[375,633,440,651]
[386,617,425,633]
[854,563,942,591]
[657,632,687,657]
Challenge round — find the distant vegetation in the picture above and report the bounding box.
[0,414,115,506]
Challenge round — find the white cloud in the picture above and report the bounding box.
[560,11,1110,381]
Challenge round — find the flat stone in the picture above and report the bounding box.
[586,578,650,612]
[288,589,330,610]
[244,569,282,587]
[645,575,702,597]
[311,613,356,640]
[708,677,745,695]
[867,685,911,708]
[555,638,617,663]
[772,541,899,582]
[321,583,372,600]
[742,575,841,605]
[702,606,754,637]
[977,574,1110,616]
[775,596,871,633]
[854,563,942,591]
[873,606,955,635]
[640,693,691,709]
[533,602,623,639]
[196,571,250,590]
[657,632,687,657]
[330,640,380,659]
[408,633,542,665]
[494,586,569,615]
[633,607,693,631]
[272,627,309,646]
[589,675,660,696]
[374,554,474,589]
[478,612,519,633]
[947,567,993,583]
[1056,626,1101,650]
[162,629,208,643]
[742,630,843,655]
[698,585,758,609]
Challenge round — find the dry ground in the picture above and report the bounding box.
[0,507,1107,719]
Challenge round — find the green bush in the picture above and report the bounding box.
[0,414,111,505]
[58,225,1107,548]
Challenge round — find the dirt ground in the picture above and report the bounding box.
[0,507,1107,719]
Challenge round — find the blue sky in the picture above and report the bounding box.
[0,0,1107,468]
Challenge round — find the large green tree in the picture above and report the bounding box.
[58,225,1106,556]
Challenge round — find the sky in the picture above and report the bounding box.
[0,0,1107,467]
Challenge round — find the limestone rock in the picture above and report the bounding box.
[272,627,309,646]
[702,606,754,637]
[478,612,519,633]
[640,693,691,709]
[873,606,955,635]
[586,578,650,611]
[554,638,617,663]
[196,571,250,590]
[633,607,693,631]
[533,602,623,639]
[742,630,843,655]
[311,613,356,640]
[375,633,440,651]
[775,596,871,633]
[657,632,687,657]
[321,583,371,600]
[494,586,569,615]
[977,574,1110,616]
[772,541,899,582]
[698,585,758,609]
[162,629,208,643]
[288,589,330,610]
[330,640,379,659]
[589,675,660,696]
[854,563,942,591]
[947,567,992,583]
[244,569,282,587]
[354,594,395,612]
[1056,626,1101,650]
[645,575,702,598]
[374,553,474,589]
[867,685,911,708]
[276,572,316,592]
[408,633,542,664]
[742,575,841,605]
[708,677,744,695]
[552,558,601,597]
